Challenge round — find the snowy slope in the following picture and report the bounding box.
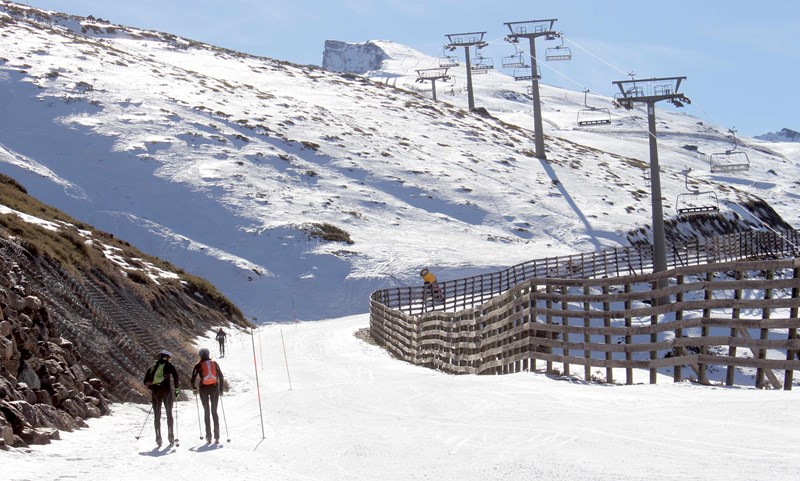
[0,3,797,323]
[6,318,800,481]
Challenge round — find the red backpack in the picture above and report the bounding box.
[200,360,218,385]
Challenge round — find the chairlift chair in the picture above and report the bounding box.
[545,35,572,61]
[470,52,494,74]
[576,89,611,126]
[676,168,720,216]
[502,52,527,69]
[709,129,750,173]
[438,55,459,68]
[513,65,539,81]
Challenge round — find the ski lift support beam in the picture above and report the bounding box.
[415,68,452,102]
[611,75,690,308]
[444,31,487,111]
[503,19,560,160]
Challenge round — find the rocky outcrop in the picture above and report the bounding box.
[755,128,800,143]
[0,260,110,449]
[322,40,390,74]
[0,236,247,449]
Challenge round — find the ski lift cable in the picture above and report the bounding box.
[562,35,734,141]
[561,35,630,77]
[726,200,800,253]
[512,45,588,92]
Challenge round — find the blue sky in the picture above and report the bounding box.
[21,0,800,136]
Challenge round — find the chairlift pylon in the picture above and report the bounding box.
[676,168,719,216]
[709,128,750,173]
[545,34,572,61]
[576,89,611,126]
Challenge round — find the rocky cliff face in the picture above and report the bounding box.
[0,237,247,449]
[322,40,390,74]
[0,175,248,449]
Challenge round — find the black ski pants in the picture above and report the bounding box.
[199,383,220,440]
[151,387,174,441]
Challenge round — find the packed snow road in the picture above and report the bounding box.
[6,315,800,480]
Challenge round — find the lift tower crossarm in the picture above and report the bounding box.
[503,19,560,159]
[415,68,451,102]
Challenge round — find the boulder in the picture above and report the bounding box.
[0,336,12,360]
[60,398,87,419]
[0,319,11,337]
[34,389,52,406]
[21,296,42,313]
[19,426,50,445]
[0,400,30,432]
[31,403,65,431]
[0,417,14,446]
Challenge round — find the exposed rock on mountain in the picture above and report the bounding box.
[755,128,800,143]
[0,174,248,448]
[322,40,390,74]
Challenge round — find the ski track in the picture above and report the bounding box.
[6,316,800,481]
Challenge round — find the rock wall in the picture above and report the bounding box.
[0,260,110,449]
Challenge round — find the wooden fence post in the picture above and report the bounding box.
[545,284,554,374]
[784,267,799,390]
[625,283,633,385]
[584,284,592,381]
[603,285,613,383]
[756,269,774,389]
[674,275,684,383]
[562,285,570,377]
[726,270,743,386]
[699,271,711,385]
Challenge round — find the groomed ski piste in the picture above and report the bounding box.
[6,318,800,481]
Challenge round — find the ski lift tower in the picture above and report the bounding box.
[504,19,560,160]
[444,31,487,111]
[415,68,451,102]
[612,76,690,302]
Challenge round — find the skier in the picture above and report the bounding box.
[215,328,227,357]
[191,348,225,443]
[420,267,444,302]
[143,350,180,446]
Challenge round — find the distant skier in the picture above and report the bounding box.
[215,328,227,357]
[191,348,225,443]
[420,267,445,303]
[143,350,180,446]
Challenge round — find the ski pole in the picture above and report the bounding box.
[135,405,152,440]
[281,329,293,391]
[195,389,203,440]
[218,386,230,442]
[173,390,180,446]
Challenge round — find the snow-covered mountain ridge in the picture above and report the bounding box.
[756,128,800,143]
[0,2,797,322]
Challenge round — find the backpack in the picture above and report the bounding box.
[151,362,165,386]
[200,360,218,385]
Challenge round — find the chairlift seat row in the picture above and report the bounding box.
[545,46,572,61]
[576,90,611,126]
[676,168,720,216]
[709,130,750,173]
[677,205,719,215]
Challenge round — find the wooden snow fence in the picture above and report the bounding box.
[369,230,800,389]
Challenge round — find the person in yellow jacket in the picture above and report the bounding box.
[190,348,225,443]
[143,350,179,446]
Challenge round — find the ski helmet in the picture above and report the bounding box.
[199,348,210,360]
[158,350,172,359]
